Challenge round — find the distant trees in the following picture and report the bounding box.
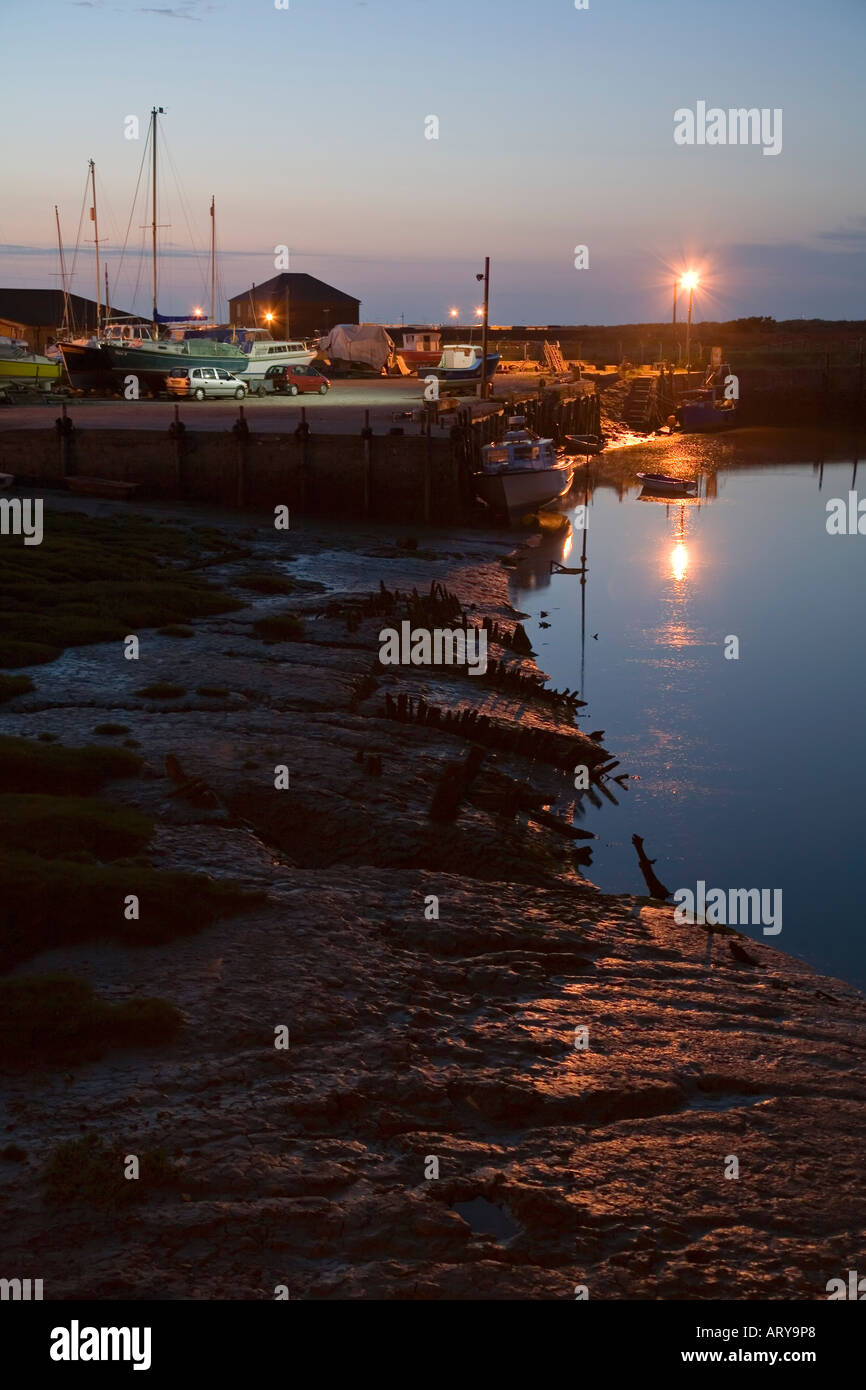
[732,316,777,332]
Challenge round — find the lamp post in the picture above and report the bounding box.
[681,271,698,374]
[476,257,490,400]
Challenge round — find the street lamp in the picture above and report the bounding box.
[475,258,490,399]
[681,271,698,372]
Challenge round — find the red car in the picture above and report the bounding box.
[259,363,330,396]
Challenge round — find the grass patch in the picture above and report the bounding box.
[0,511,243,671]
[252,613,305,642]
[0,850,264,969]
[0,735,141,795]
[42,1133,181,1207]
[0,794,153,861]
[196,685,229,698]
[237,571,294,595]
[134,682,186,700]
[0,674,33,703]
[0,975,182,1065]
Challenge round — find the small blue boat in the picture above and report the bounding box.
[417,343,500,382]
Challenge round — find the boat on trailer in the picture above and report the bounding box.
[476,416,574,516]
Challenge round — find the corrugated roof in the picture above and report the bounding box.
[228,274,360,307]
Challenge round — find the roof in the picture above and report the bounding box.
[0,288,128,326]
[228,274,360,307]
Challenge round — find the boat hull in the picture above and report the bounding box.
[58,342,112,391]
[418,352,500,381]
[103,342,249,388]
[680,403,738,432]
[476,461,574,515]
[0,356,61,389]
[636,473,697,497]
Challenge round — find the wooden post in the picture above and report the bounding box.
[361,409,373,516]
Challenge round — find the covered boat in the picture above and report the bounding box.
[318,323,394,374]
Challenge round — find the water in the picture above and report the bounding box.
[510,441,866,989]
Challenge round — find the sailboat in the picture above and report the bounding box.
[100,109,248,390]
[56,166,116,390]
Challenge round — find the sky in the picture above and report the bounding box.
[0,0,864,325]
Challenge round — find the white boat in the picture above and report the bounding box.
[477,417,574,515]
[636,472,697,496]
[237,330,316,386]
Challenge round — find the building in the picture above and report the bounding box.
[0,288,128,353]
[228,274,360,340]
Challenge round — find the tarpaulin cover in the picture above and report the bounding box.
[318,323,394,371]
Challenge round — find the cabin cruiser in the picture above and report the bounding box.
[236,330,316,384]
[476,416,574,516]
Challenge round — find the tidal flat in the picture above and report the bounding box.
[0,492,863,1300]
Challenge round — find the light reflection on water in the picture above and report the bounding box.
[511,448,866,988]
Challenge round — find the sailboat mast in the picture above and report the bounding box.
[151,107,159,337]
[55,205,72,336]
[210,196,216,327]
[89,160,101,336]
[105,265,110,324]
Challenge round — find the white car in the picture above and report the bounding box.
[167,366,248,400]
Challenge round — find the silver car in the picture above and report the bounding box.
[168,366,248,400]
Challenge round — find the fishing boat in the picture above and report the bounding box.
[476,417,574,516]
[0,337,61,390]
[418,343,500,382]
[636,472,698,496]
[677,361,738,432]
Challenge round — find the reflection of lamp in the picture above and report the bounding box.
[669,503,689,582]
[671,542,688,582]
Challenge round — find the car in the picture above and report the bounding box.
[166,366,248,400]
[257,363,330,396]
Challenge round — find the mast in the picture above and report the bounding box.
[89,159,101,336]
[150,106,165,337]
[210,196,215,326]
[104,265,110,324]
[55,205,72,337]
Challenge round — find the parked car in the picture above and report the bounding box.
[256,363,330,396]
[166,366,248,400]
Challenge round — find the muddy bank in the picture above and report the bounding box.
[0,497,864,1300]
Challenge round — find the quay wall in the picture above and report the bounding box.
[0,426,470,523]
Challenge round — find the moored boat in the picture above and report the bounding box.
[677,361,738,432]
[476,416,574,516]
[636,472,698,496]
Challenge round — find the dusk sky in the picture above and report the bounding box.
[1,0,864,325]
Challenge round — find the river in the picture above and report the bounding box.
[510,430,866,988]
